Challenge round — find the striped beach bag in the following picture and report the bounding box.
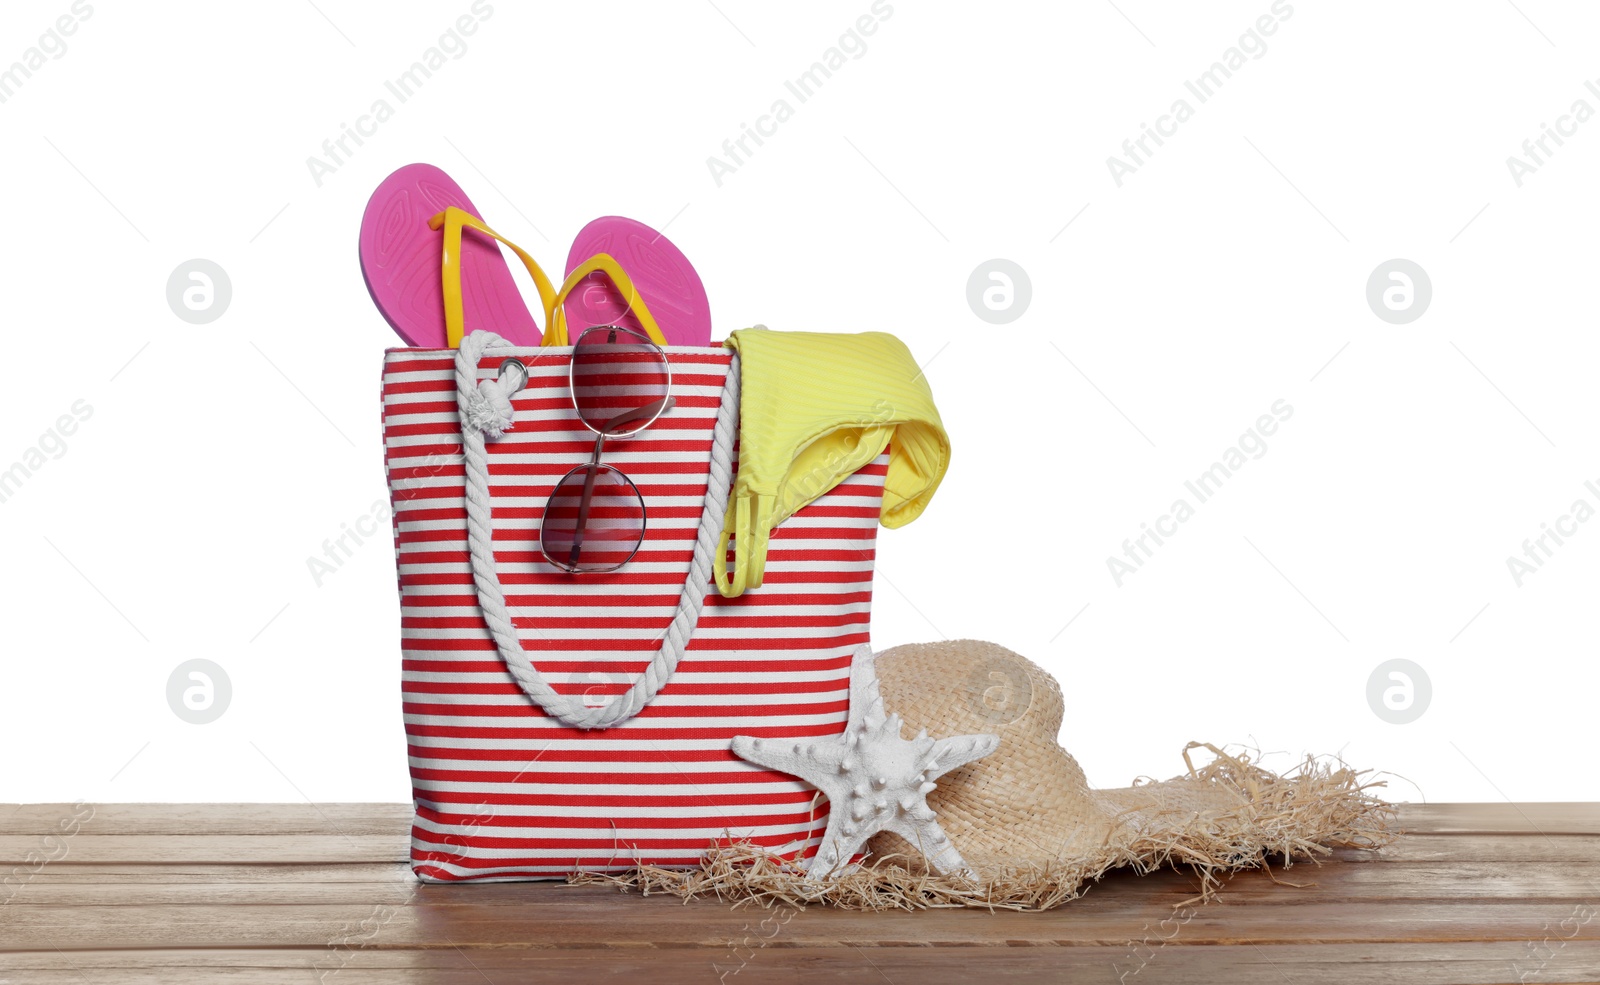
[381,330,886,880]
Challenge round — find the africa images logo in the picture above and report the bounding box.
[305,1,495,186]
[1107,400,1293,586]
[1105,0,1293,186]
[1504,479,1600,587]
[0,1,94,106]
[705,0,894,186]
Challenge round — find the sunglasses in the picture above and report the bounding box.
[502,325,675,573]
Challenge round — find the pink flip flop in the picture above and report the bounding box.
[359,163,542,348]
[564,217,712,348]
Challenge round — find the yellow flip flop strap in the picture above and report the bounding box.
[545,253,670,348]
[428,207,557,349]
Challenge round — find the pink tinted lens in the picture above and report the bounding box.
[571,326,668,436]
[540,465,646,573]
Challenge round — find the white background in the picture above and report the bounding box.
[1,0,1596,805]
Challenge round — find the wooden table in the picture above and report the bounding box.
[1,803,1596,983]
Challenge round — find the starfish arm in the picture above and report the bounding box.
[848,643,890,733]
[731,735,848,778]
[883,815,973,879]
[806,813,861,878]
[919,733,1002,782]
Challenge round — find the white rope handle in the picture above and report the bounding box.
[454,330,740,729]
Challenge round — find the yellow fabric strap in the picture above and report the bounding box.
[714,329,951,598]
[428,208,557,349]
[542,254,670,348]
[714,492,771,597]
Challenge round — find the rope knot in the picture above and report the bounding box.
[462,377,516,436]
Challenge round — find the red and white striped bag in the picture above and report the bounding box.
[381,331,886,880]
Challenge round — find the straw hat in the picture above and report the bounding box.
[866,639,1393,888]
[575,639,1394,910]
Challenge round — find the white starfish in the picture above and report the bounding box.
[730,644,999,879]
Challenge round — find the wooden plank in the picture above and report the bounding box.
[7,861,1600,906]
[2,896,1598,950]
[3,942,1600,985]
[1369,833,1600,863]
[1394,803,1600,835]
[0,833,409,864]
[8,801,1594,836]
[5,862,411,884]
[0,802,412,836]
[4,804,1596,866]
[1,833,1590,874]
[9,836,1596,881]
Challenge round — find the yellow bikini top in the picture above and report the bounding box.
[716,328,951,598]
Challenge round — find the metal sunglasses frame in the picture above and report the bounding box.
[500,324,676,574]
